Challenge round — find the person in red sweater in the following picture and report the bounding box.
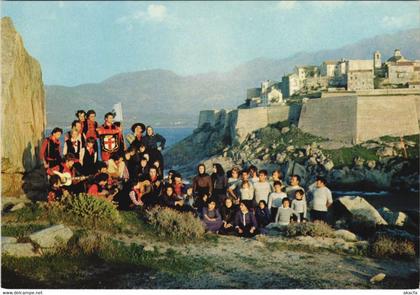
[97,112,123,162]
[87,173,116,202]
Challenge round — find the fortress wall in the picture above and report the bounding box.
[356,95,420,143]
[267,105,290,124]
[415,96,420,122]
[234,108,269,143]
[198,110,217,128]
[298,96,358,143]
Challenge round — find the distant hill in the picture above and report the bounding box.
[46,28,420,128]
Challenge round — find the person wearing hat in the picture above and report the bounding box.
[127,122,146,150]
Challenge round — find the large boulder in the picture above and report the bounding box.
[334,229,358,242]
[2,243,39,258]
[29,224,73,249]
[378,207,410,227]
[2,236,39,257]
[1,17,46,197]
[336,196,388,225]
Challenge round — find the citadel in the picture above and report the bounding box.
[198,49,420,145]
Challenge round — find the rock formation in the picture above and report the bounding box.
[1,17,46,197]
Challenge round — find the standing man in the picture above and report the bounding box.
[97,112,123,162]
[40,127,63,173]
[311,176,333,223]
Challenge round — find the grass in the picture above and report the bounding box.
[285,222,335,238]
[1,223,51,239]
[324,145,379,168]
[369,235,416,260]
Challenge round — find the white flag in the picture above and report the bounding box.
[112,102,123,122]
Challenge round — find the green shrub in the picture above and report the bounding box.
[369,235,416,259]
[286,222,334,238]
[146,206,205,241]
[39,193,121,230]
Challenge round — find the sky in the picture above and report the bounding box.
[2,1,419,86]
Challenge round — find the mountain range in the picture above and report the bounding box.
[46,28,420,128]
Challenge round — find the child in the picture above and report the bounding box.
[47,175,64,203]
[183,187,195,208]
[239,180,254,210]
[202,200,223,233]
[292,189,307,223]
[268,181,287,222]
[255,200,271,232]
[275,198,298,230]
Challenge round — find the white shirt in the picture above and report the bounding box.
[253,181,272,204]
[312,186,333,212]
[268,191,287,209]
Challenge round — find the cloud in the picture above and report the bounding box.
[381,14,417,28]
[276,1,298,10]
[147,4,167,22]
[116,4,170,26]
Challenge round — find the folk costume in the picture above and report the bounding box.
[40,135,62,169]
[97,122,123,162]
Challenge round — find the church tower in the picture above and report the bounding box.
[373,50,381,68]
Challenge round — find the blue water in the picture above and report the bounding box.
[45,127,194,148]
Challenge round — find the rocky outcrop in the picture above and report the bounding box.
[29,224,73,249]
[1,17,46,197]
[336,196,388,225]
[1,236,39,258]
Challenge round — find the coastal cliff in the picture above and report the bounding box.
[1,17,46,197]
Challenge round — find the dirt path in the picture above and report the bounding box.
[113,233,419,289]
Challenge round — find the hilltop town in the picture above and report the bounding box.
[197,49,420,145]
[245,48,420,106]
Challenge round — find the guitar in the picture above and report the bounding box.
[53,171,91,186]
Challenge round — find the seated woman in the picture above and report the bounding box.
[219,198,236,235]
[202,200,223,233]
[234,201,258,238]
[255,200,271,232]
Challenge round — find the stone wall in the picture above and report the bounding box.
[298,94,420,144]
[298,96,359,143]
[1,17,46,196]
[356,95,420,142]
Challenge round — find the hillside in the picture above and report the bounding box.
[46,28,420,128]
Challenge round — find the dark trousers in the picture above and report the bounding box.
[311,209,328,223]
[270,207,279,222]
[219,223,235,235]
[235,224,258,238]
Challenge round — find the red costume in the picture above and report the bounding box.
[40,136,62,168]
[97,123,123,161]
[84,120,98,140]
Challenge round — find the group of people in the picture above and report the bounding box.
[41,109,334,238]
